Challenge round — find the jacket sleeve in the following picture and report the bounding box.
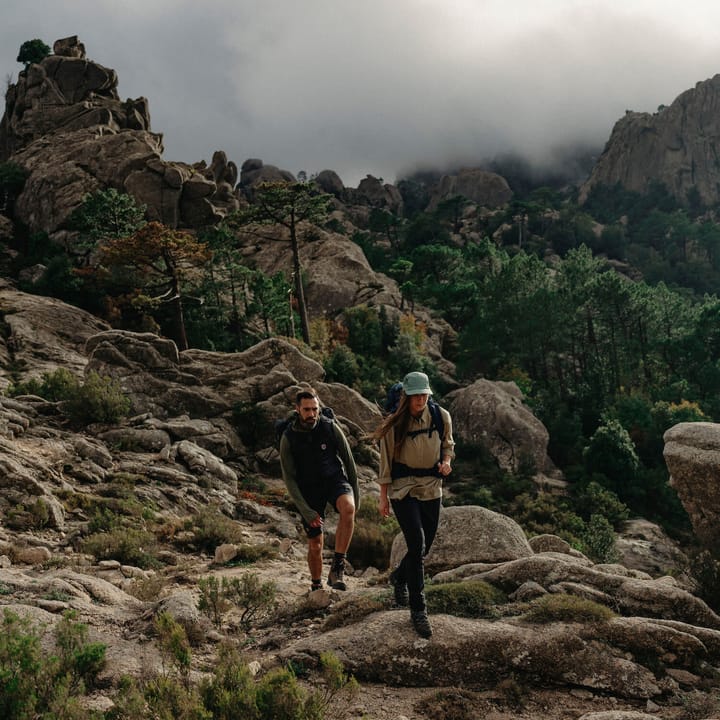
[279,432,317,524]
[334,423,360,508]
[377,428,395,485]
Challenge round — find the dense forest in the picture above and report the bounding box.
[3,156,720,571]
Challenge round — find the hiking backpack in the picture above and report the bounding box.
[383,381,445,440]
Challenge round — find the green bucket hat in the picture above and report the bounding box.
[402,371,432,396]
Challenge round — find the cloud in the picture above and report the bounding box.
[2,1,720,186]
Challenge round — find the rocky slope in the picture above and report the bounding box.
[0,285,718,719]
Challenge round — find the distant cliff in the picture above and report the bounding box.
[581,74,720,206]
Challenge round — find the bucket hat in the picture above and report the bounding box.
[402,371,432,396]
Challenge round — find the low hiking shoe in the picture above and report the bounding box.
[328,563,347,591]
[389,569,409,606]
[411,610,432,638]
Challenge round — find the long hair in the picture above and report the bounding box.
[369,391,413,452]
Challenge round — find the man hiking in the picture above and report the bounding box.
[279,387,359,591]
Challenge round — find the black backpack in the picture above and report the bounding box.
[383,382,445,440]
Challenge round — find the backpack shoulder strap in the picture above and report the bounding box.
[427,399,445,439]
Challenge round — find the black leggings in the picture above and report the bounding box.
[390,495,441,611]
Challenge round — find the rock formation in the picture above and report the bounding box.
[663,421,720,547]
[447,378,560,482]
[580,74,720,206]
[427,167,513,210]
[0,36,243,238]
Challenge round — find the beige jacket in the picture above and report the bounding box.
[378,405,455,500]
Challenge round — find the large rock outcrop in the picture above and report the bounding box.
[427,167,513,210]
[447,378,558,479]
[580,74,720,206]
[0,278,110,390]
[0,36,243,237]
[663,421,720,547]
[390,505,533,573]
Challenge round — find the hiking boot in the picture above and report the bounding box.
[328,562,347,590]
[389,569,409,606]
[411,610,432,638]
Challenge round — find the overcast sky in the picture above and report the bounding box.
[2,1,720,187]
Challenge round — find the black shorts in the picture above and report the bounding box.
[302,480,354,538]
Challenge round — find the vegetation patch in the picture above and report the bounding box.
[0,608,106,720]
[81,526,160,569]
[323,594,387,630]
[523,593,615,624]
[425,580,506,618]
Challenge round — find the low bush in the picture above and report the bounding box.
[82,526,159,569]
[5,497,50,530]
[0,608,107,720]
[687,547,720,613]
[7,368,131,426]
[524,593,615,624]
[183,506,246,553]
[198,572,277,631]
[64,371,131,425]
[425,580,506,617]
[7,366,78,400]
[580,513,619,563]
[200,644,358,720]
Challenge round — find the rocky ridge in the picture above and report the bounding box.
[580,74,720,206]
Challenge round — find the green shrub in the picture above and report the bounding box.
[524,593,615,623]
[510,491,585,545]
[687,548,720,613]
[200,643,258,719]
[82,526,159,569]
[155,612,191,675]
[198,573,277,631]
[5,497,50,530]
[184,507,245,553]
[222,573,278,630]
[324,344,360,387]
[231,402,273,449]
[7,366,79,400]
[580,513,619,563]
[0,608,106,720]
[64,371,131,425]
[200,643,357,720]
[55,610,107,690]
[572,480,629,529]
[425,580,506,617]
[198,576,230,628]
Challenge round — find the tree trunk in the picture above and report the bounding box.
[171,273,189,351]
[289,222,311,344]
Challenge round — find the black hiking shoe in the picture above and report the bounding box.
[328,562,347,590]
[389,569,409,606]
[411,610,432,638]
